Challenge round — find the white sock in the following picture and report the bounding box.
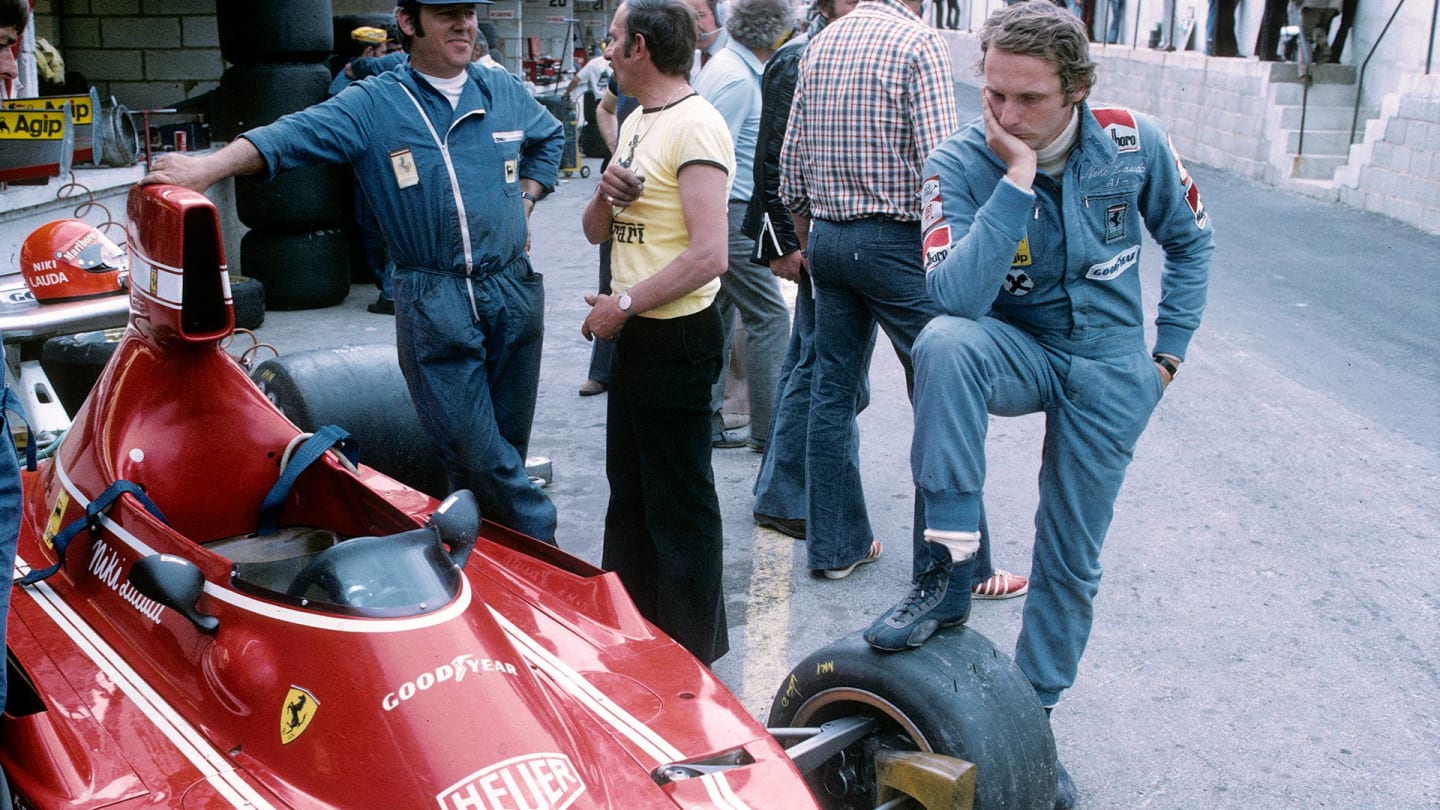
[924,528,980,562]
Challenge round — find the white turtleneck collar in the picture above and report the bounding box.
[1035,106,1081,179]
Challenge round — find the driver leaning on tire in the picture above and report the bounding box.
[141,1,565,543]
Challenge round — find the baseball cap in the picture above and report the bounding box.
[351,26,387,44]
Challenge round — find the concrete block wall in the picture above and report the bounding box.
[34,0,223,110]
[947,34,1278,179]
[943,32,1440,234]
[1336,73,1440,233]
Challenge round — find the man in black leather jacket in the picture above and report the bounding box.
[744,0,861,541]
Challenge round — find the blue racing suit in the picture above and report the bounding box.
[244,62,564,541]
[914,103,1213,705]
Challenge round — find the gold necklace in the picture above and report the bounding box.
[617,83,689,169]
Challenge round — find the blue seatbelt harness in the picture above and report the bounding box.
[257,425,358,537]
[19,480,167,585]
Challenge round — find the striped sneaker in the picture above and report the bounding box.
[971,569,1029,600]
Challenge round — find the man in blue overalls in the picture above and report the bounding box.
[861,3,1214,805]
[144,2,564,543]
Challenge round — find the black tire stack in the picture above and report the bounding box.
[214,0,352,311]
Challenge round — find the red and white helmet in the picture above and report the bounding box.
[20,219,129,302]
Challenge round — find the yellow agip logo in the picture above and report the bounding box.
[280,686,319,745]
[1012,236,1032,267]
[0,110,66,140]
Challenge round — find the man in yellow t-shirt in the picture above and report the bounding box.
[580,0,736,666]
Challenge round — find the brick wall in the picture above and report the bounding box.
[35,0,222,110]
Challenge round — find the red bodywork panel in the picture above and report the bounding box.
[1,185,819,809]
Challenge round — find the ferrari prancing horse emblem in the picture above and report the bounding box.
[281,686,319,745]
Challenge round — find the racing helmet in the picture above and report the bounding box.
[21,219,129,302]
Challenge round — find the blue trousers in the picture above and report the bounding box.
[911,316,1164,705]
[806,218,938,570]
[0,394,20,709]
[602,307,728,666]
[711,202,790,441]
[752,269,873,522]
[392,260,557,543]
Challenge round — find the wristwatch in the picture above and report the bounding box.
[1153,353,1179,377]
[617,290,634,314]
[521,191,538,204]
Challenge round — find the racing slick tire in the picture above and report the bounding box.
[218,0,334,66]
[234,166,353,231]
[231,275,267,331]
[241,228,352,311]
[40,328,124,418]
[250,345,450,498]
[211,63,331,142]
[39,279,265,416]
[769,627,1057,810]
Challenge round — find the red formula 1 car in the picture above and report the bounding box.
[0,185,1054,809]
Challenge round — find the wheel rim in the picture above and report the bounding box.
[791,687,933,809]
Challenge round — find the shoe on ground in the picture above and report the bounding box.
[972,568,1029,599]
[722,412,750,430]
[754,512,805,539]
[1055,759,1077,809]
[367,297,396,315]
[578,379,606,396]
[747,437,766,454]
[863,545,973,650]
[822,540,882,580]
[712,427,750,448]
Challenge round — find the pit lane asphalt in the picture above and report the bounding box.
[246,117,1440,807]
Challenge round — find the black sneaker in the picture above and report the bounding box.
[367,297,395,315]
[863,543,974,651]
[753,513,805,539]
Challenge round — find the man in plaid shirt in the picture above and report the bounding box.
[778,0,963,580]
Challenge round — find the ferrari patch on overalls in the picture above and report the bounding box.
[504,159,518,184]
[1105,202,1127,242]
[390,148,419,189]
[1012,236,1032,267]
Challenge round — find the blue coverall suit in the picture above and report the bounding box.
[245,63,565,542]
[916,104,1213,705]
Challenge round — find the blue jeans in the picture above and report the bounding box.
[392,260,557,542]
[911,316,1164,705]
[0,393,20,708]
[805,218,938,570]
[711,202,790,441]
[603,307,728,665]
[752,270,873,522]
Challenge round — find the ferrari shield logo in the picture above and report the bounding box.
[280,686,319,745]
[43,491,69,548]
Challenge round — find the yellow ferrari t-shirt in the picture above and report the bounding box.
[609,93,734,319]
